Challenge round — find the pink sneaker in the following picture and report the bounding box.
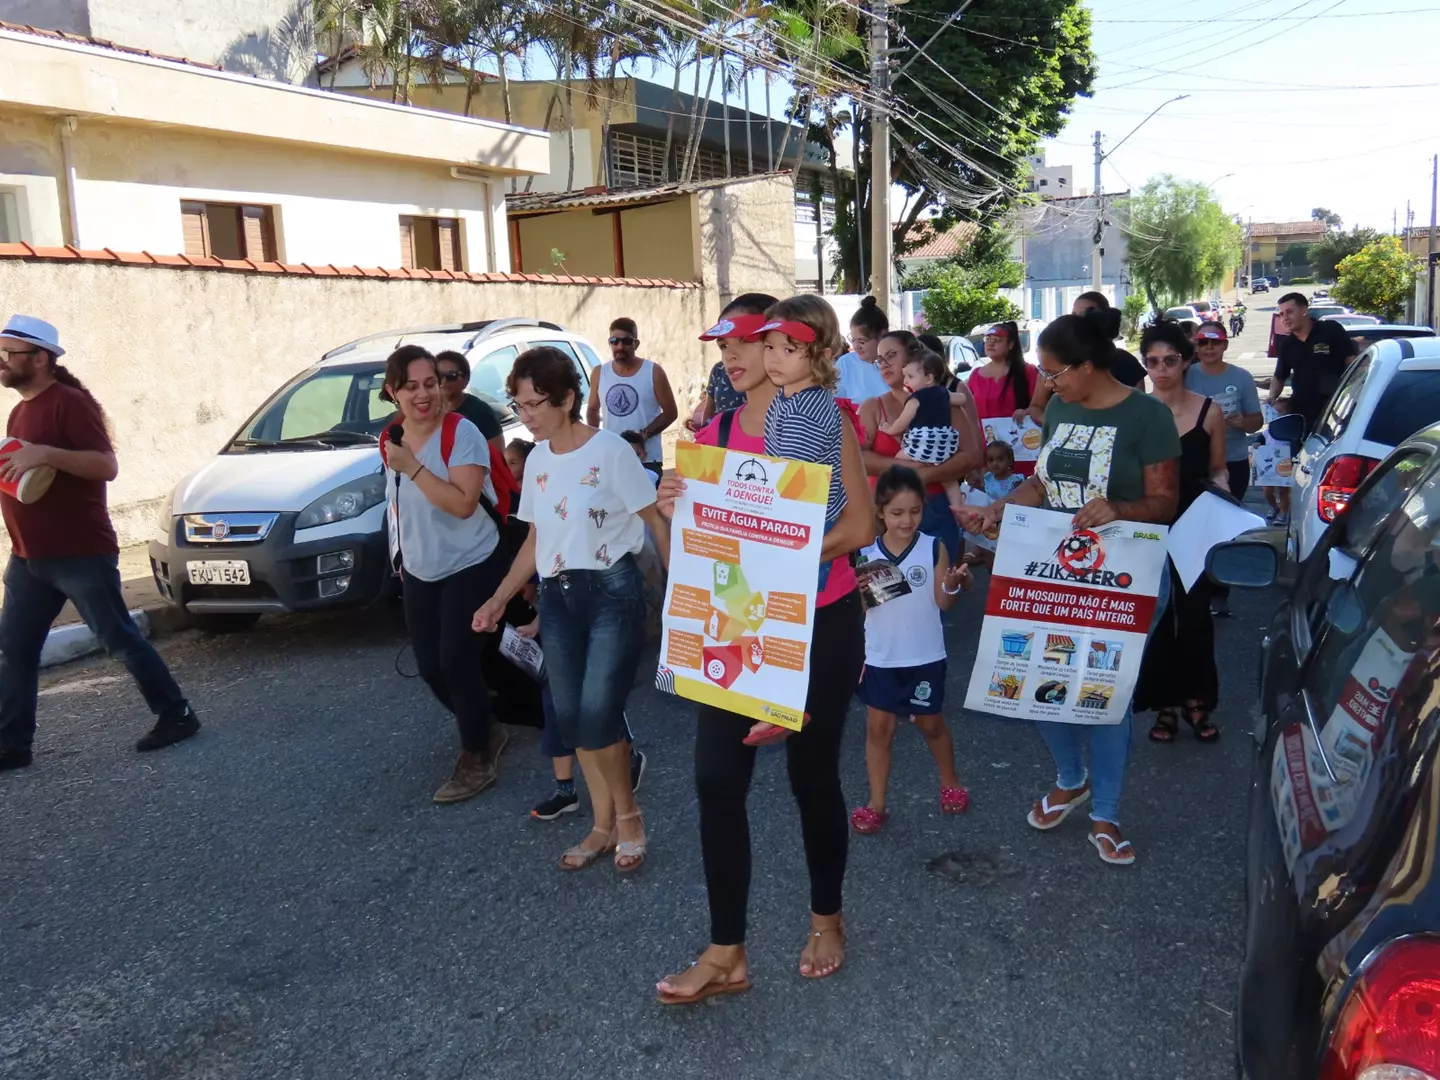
[940,786,971,814]
[850,806,888,834]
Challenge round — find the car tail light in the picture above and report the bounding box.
[1320,937,1440,1080]
[1318,455,1378,524]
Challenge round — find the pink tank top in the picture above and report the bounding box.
[695,409,857,608]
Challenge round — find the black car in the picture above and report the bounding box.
[1210,421,1440,1080]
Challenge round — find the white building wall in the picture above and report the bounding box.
[4,110,509,271]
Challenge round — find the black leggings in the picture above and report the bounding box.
[694,591,865,945]
[402,554,505,754]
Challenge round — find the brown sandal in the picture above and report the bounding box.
[799,916,846,979]
[656,952,751,1005]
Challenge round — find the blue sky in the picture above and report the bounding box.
[1039,0,1440,230]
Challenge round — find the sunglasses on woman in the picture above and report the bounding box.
[1143,353,1183,370]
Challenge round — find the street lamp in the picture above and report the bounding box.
[1206,172,1235,190]
[1092,95,1190,289]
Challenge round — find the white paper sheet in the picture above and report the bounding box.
[500,625,545,680]
[1168,491,1268,591]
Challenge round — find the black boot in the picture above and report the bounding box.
[0,748,34,771]
[136,707,200,752]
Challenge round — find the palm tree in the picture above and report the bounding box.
[532,0,603,190]
[315,0,362,90]
[650,4,702,182]
[770,0,861,170]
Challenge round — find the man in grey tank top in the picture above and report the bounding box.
[585,317,678,464]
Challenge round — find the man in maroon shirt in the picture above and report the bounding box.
[0,315,197,771]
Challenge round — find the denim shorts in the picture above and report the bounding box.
[537,556,647,752]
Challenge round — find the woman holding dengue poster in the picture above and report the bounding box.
[859,331,983,563]
[651,294,873,1004]
[967,321,1040,477]
[960,308,1179,867]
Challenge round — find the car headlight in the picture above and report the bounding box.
[295,474,386,531]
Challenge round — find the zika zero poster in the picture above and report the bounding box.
[964,505,1170,725]
[655,442,831,731]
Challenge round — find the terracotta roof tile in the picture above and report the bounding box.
[0,246,702,288]
[1249,221,1327,238]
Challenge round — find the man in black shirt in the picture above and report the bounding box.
[1074,291,1147,388]
[435,350,505,448]
[1270,292,1357,433]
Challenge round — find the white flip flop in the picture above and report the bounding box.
[1088,830,1136,866]
[1026,785,1091,831]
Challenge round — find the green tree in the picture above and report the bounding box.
[1333,236,1418,321]
[1308,226,1381,282]
[791,0,1093,292]
[1311,207,1343,231]
[912,266,1023,336]
[1121,175,1241,311]
[1121,292,1149,338]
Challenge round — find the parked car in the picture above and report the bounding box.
[148,318,600,629]
[1163,305,1201,324]
[938,334,980,374]
[1308,304,1354,321]
[1267,317,1436,360]
[1312,286,1330,299]
[1288,337,1440,562]
[1212,420,1440,1080]
[1323,314,1382,328]
[1191,300,1217,320]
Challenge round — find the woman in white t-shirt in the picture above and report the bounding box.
[381,345,508,806]
[474,346,670,873]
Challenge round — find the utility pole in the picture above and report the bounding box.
[1245,216,1253,285]
[1091,130,1103,291]
[869,0,893,311]
[1428,153,1437,328]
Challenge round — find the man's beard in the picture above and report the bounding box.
[0,368,30,389]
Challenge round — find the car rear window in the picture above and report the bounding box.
[1365,369,1440,446]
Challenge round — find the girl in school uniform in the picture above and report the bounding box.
[851,465,972,834]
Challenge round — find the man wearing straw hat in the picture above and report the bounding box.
[0,315,198,771]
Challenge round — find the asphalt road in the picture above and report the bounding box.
[0,567,1276,1080]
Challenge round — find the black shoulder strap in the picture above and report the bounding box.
[717,407,737,448]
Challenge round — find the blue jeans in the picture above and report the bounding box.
[539,685,634,758]
[921,491,961,564]
[537,556,646,752]
[1034,568,1172,825]
[0,554,188,752]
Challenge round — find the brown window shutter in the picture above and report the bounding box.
[436,218,461,270]
[398,216,416,269]
[241,206,275,262]
[180,201,210,257]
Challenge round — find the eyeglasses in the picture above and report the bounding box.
[875,352,903,368]
[1143,354,1183,370]
[508,396,550,416]
[608,336,636,347]
[0,347,42,360]
[437,370,464,383]
[1037,364,1076,386]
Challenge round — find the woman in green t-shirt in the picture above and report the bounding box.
[961,309,1179,867]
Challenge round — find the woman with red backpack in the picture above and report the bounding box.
[381,345,512,804]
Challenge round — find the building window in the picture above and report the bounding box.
[1058,177,1068,187]
[1039,178,1048,188]
[181,201,277,261]
[399,215,462,271]
[0,189,21,243]
[609,132,666,189]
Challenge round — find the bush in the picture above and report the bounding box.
[1121,293,1149,338]
[915,270,1023,336]
[1288,275,1315,285]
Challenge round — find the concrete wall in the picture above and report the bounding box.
[0,0,316,82]
[0,260,709,549]
[2,109,509,271]
[699,175,796,306]
[515,211,616,277]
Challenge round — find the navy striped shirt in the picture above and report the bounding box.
[763,385,846,525]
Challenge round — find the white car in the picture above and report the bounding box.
[148,318,601,629]
[1287,336,1440,563]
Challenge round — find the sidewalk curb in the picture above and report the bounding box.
[40,603,189,670]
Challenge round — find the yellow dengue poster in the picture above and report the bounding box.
[655,442,830,730]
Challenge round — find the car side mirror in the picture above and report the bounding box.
[1266,413,1306,444]
[1207,540,1278,588]
[1325,582,1364,636]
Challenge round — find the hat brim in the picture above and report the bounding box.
[699,313,767,341]
[742,319,817,343]
[0,331,62,358]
